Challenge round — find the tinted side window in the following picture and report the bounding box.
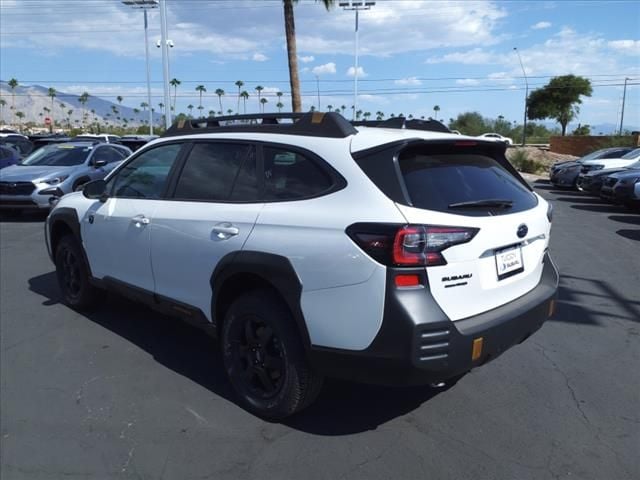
[263,147,332,201]
[110,143,182,199]
[174,143,257,201]
[93,146,125,164]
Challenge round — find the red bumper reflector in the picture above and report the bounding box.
[395,274,420,287]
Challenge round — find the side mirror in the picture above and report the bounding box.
[93,159,107,168]
[82,179,108,202]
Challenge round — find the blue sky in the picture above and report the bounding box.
[1,0,639,130]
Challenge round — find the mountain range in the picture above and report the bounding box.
[0,81,161,129]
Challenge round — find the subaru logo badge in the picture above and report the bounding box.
[517,224,528,238]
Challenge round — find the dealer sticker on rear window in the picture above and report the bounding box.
[495,245,524,280]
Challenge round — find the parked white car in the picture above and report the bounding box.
[478,133,513,145]
[580,147,640,173]
[45,112,558,419]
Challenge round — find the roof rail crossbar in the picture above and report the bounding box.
[162,111,357,139]
[352,117,451,134]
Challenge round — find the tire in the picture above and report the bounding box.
[54,234,99,310]
[222,289,324,419]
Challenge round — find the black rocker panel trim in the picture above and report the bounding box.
[211,250,311,350]
[101,276,212,333]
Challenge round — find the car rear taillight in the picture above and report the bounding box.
[347,224,479,267]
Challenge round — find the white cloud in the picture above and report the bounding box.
[347,66,367,77]
[531,21,552,30]
[299,55,315,63]
[426,48,497,65]
[252,53,268,62]
[456,79,480,86]
[608,40,640,53]
[395,77,422,86]
[312,62,337,75]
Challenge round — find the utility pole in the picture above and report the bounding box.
[315,75,321,110]
[159,0,172,129]
[514,47,528,146]
[122,0,158,135]
[619,77,630,136]
[340,1,375,120]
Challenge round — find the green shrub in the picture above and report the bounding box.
[509,149,544,174]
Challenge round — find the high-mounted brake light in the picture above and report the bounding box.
[454,141,478,147]
[347,224,479,267]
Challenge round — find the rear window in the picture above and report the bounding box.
[398,147,537,216]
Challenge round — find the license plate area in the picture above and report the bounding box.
[495,244,524,280]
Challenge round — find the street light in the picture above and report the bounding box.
[156,39,173,124]
[122,0,158,135]
[513,47,528,146]
[159,0,172,129]
[619,77,630,136]
[340,1,375,120]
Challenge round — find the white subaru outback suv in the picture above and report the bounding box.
[45,112,558,419]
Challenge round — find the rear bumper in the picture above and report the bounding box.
[309,253,559,386]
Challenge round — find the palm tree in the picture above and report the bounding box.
[187,104,194,117]
[276,102,284,112]
[67,109,73,129]
[227,108,233,115]
[240,91,249,114]
[235,80,244,113]
[255,85,264,109]
[197,105,204,117]
[208,110,215,117]
[47,87,56,128]
[169,78,181,114]
[340,105,346,115]
[215,88,225,114]
[356,109,363,120]
[376,111,384,120]
[327,104,333,112]
[433,105,440,120]
[15,111,24,128]
[283,0,335,112]
[78,92,90,128]
[195,85,206,112]
[8,78,18,123]
[117,95,123,107]
[260,97,268,113]
[0,98,5,123]
[363,111,371,121]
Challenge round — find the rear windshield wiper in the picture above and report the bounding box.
[448,199,513,209]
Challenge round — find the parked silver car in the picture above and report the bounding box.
[0,141,131,211]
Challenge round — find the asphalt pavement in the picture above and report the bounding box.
[1,181,639,480]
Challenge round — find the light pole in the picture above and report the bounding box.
[122,0,158,135]
[156,39,173,125]
[315,75,321,110]
[159,0,172,129]
[514,47,528,146]
[619,77,630,136]
[340,1,375,120]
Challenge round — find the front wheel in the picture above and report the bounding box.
[54,235,99,310]
[222,290,324,419]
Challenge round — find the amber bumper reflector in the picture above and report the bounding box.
[548,299,556,317]
[472,337,483,361]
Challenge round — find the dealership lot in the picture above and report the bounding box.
[1,181,638,480]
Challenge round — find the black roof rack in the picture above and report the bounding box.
[352,117,451,134]
[162,111,358,139]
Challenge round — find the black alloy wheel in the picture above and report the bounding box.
[222,290,324,419]
[54,235,99,310]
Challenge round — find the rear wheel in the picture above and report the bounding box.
[222,289,323,419]
[54,235,99,310]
